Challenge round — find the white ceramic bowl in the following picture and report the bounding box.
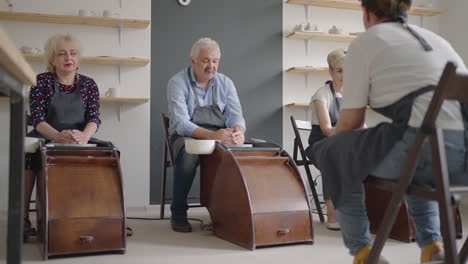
[185,139,217,155]
[24,137,40,153]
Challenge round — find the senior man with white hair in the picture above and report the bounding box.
[167,37,246,232]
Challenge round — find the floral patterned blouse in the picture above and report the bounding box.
[29,72,101,129]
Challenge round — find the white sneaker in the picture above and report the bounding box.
[326,221,340,231]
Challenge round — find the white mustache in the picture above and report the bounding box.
[205,68,216,73]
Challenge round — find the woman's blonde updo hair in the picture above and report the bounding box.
[361,0,411,18]
[327,49,347,70]
[44,34,82,72]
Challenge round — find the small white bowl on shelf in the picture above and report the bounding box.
[185,139,218,155]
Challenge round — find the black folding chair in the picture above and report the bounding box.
[290,116,325,222]
[366,62,468,264]
[160,113,203,219]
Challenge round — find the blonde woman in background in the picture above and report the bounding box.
[305,49,345,231]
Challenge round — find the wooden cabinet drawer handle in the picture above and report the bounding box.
[277,229,290,235]
[79,236,94,244]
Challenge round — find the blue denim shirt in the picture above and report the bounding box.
[167,67,245,137]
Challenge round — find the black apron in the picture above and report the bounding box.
[307,81,342,149]
[171,67,227,159]
[27,74,86,138]
[311,13,438,208]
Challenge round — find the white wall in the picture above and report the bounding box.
[440,0,468,63]
[282,0,441,196]
[0,0,151,216]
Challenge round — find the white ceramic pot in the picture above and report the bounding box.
[185,139,217,155]
[24,137,40,153]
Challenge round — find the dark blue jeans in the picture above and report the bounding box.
[170,148,200,218]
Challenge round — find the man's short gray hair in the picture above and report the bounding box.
[190,38,220,58]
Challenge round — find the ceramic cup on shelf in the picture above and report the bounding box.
[103,9,120,18]
[31,48,42,55]
[305,22,321,32]
[0,0,13,12]
[20,46,33,54]
[328,25,344,35]
[78,9,96,17]
[78,9,89,16]
[105,88,119,98]
[103,9,112,17]
[294,23,306,32]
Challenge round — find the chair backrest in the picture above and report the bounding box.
[290,116,312,163]
[290,116,311,137]
[415,63,468,264]
[295,119,312,131]
[161,113,175,164]
[365,62,468,264]
[444,63,468,103]
[420,62,468,133]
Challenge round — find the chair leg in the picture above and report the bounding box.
[366,187,408,263]
[367,135,428,264]
[304,164,325,223]
[160,143,168,219]
[431,133,459,264]
[435,193,459,264]
[293,139,299,161]
[458,238,468,264]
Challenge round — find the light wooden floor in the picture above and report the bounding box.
[2,202,468,264]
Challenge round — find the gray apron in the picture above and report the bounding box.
[311,14,439,208]
[27,74,86,138]
[306,81,342,149]
[311,86,435,208]
[171,67,227,159]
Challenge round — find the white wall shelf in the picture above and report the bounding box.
[286,0,447,16]
[23,54,150,66]
[0,11,150,28]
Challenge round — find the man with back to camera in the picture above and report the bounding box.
[167,37,246,232]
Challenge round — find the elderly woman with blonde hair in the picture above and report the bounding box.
[24,33,101,240]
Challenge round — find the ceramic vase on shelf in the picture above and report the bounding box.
[0,0,13,11]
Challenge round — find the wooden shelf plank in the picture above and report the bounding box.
[0,11,150,28]
[285,103,310,108]
[287,67,328,74]
[0,27,36,86]
[287,31,356,42]
[0,96,149,104]
[23,54,150,66]
[286,0,446,16]
[100,97,149,103]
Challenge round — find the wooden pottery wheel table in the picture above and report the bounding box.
[200,142,314,250]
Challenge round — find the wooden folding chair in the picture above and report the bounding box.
[290,115,325,222]
[366,62,468,264]
[159,113,203,219]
